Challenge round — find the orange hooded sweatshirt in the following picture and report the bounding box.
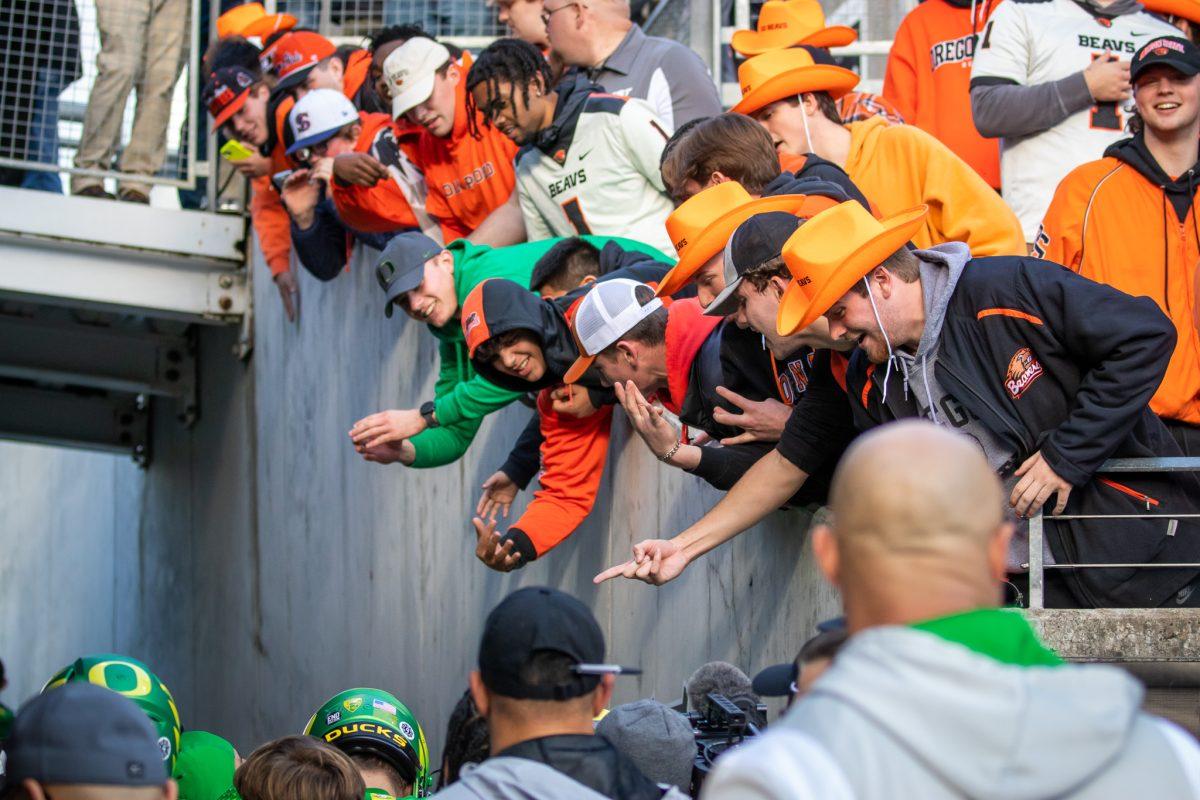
[844,115,1023,256]
[1037,135,1200,425]
[248,93,297,276]
[407,52,519,240]
[883,0,1003,189]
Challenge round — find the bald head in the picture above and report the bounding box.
[814,421,1012,630]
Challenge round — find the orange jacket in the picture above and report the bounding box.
[883,0,1002,189]
[1037,139,1200,425]
[407,53,518,240]
[509,389,614,558]
[844,115,1023,256]
[330,112,422,234]
[343,48,371,101]
[248,93,297,277]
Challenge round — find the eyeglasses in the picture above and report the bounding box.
[540,1,582,27]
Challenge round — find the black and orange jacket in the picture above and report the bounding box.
[465,251,674,563]
[330,112,422,234]
[845,254,1199,607]
[1037,134,1200,426]
[883,0,1003,189]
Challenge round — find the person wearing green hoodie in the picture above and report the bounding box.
[349,232,669,468]
[702,422,1200,799]
[175,730,240,800]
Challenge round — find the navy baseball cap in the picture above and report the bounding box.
[1132,35,1200,82]
[204,66,258,132]
[3,682,168,788]
[478,587,640,701]
[375,232,444,318]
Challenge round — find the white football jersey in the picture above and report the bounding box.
[971,0,1175,238]
[515,94,675,257]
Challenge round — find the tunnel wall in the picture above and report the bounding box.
[0,244,839,757]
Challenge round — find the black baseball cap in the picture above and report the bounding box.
[705,211,803,317]
[1131,35,1200,83]
[3,682,168,788]
[375,232,444,318]
[478,586,640,701]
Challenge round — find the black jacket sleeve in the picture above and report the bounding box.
[1016,261,1176,485]
[687,440,774,491]
[290,197,348,281]
[778,351,861,474]
[498,412,544,490]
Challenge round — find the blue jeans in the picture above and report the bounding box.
[21,68,65,193]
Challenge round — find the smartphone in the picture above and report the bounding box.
[220,140,257,162]
[271,170,294,192]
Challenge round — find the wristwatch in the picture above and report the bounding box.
[419,400,439,429]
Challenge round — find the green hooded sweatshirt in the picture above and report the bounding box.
[409,235,671,468]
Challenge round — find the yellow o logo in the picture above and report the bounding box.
[88,661,152,698]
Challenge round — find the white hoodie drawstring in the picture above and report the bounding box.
[863,277,905,404]
[922,354,940,424]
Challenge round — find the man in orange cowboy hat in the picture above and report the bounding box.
[731,47,1024,257]
[730,0,904,127]
[598,200,1200,610]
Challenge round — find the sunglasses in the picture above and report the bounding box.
[540,1,582,26]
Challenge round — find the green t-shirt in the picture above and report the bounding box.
[0,700,14,742]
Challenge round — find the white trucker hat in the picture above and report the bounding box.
[564,278,664,383]
[384,37,452,119]
[286,88,357,155]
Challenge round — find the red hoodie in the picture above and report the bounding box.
[659,298,723,415]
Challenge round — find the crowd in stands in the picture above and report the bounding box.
[7,0,1200,795]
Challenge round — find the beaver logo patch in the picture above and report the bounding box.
[1005,347,1043,399]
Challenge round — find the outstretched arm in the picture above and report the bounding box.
[594,449,808,586]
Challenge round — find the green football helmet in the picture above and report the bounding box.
[304,688,431,798]
[44,653,182,772]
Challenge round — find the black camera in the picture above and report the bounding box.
[685,692,765,793]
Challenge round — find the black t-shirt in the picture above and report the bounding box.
[776,349,857,476]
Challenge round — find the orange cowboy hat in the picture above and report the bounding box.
[731,0,858,57]
[1140,0,1200,22]
[657,181,820,298]
[731,47,860,116]
[777,201,928,335]
[216,2,297,40]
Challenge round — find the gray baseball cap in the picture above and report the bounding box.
[375,232,444,318]
[4,682,168,788]
[596,699,694,791]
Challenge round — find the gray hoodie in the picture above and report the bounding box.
[434,757,691,800]
[701,626,1200,799]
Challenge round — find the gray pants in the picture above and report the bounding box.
[72,0,188,195]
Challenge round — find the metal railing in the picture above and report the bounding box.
[1027,457,1200,609]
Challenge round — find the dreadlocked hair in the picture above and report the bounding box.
[438,689,490,788]
[464,38,552,140]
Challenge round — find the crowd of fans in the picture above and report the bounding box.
[7,0,1200,795]
[184,0,1199,609]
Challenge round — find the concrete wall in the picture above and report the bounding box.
[0,244,839,759]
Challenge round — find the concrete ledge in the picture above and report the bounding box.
[1029,609,1200,663]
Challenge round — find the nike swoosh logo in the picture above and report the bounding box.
[577,148,593,160]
